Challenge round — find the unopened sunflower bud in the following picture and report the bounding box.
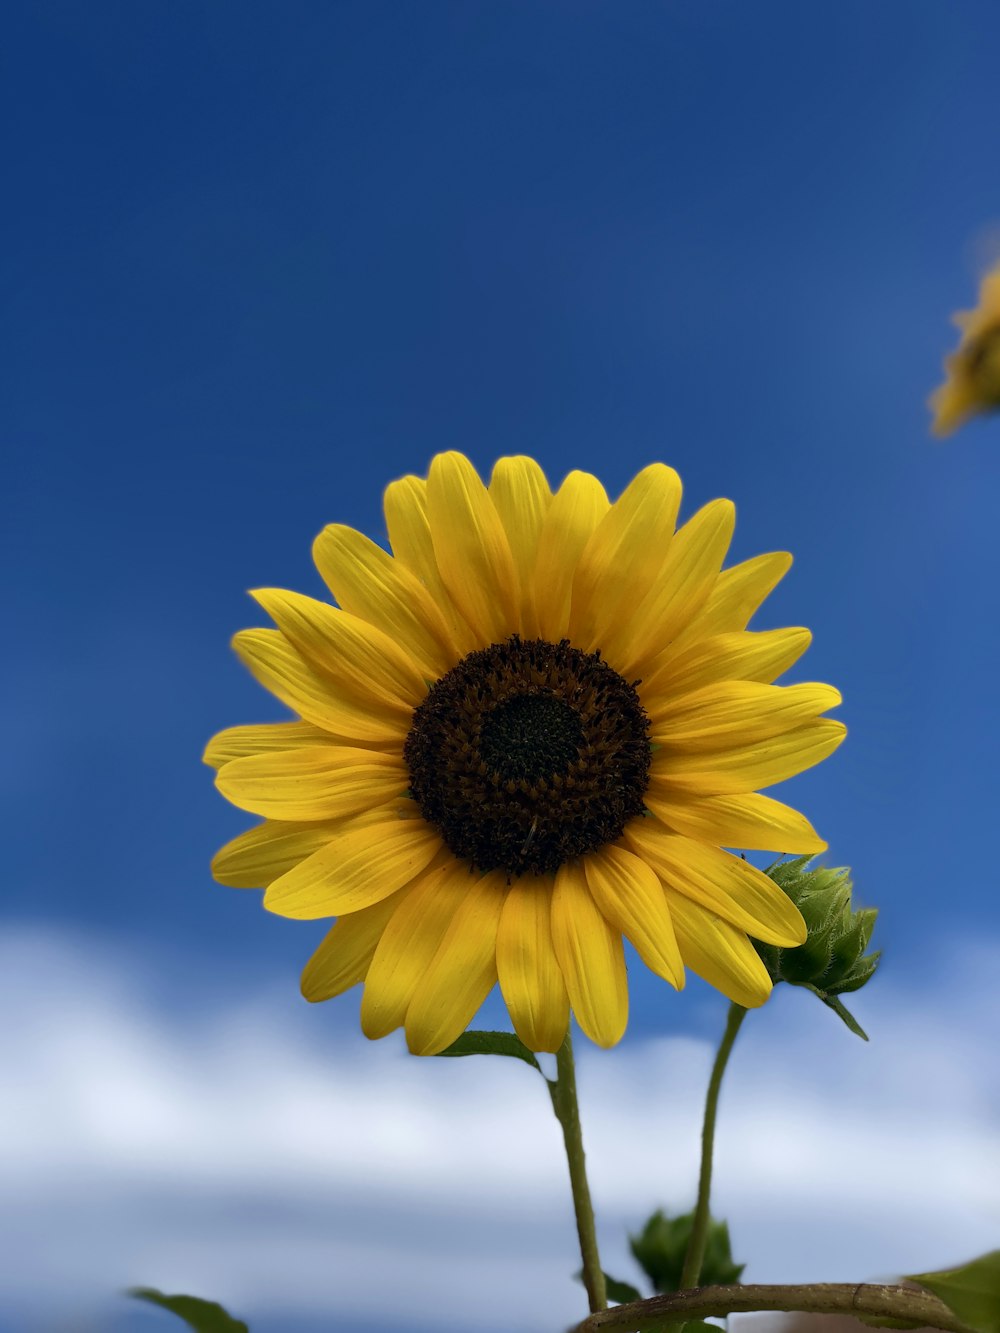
[754,857,881,1039]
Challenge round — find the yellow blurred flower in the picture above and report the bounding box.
[930,263,1000,436]
[205,454,844,1054]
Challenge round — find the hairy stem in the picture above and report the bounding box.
[680,1002,747,1290]
[570,1280,973,1333]
[550,1031,606,1314]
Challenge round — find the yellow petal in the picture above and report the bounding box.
[496,877,569,1053]
[584,844,684,988]
[215,745,408,820]
[644,791,827,854]
[650,681,842,751]
[203,721,339,770]
[233,629,408,743]
[263,803,442,919]
[301,894,404,1002]
[426,452,519,645]
[604,499,735,675]
[383,474,477,654]
[649,717,847,795]
[251,588,427,709]
[622,823,806,946]
[211,819,338,888]
[312,523,457,678]
[489,456,554,636]
[569,463,682,651]
[672,551,793,650]
[532,470,610,640]
[642,628,812,700]
[665,891,773,1008]
[551,860,628,1048]
[404,870,506,1055]
[360,863,469,1039]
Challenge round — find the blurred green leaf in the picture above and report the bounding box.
[908,1250,1000,1333]
[127,1289,248,1332]
[436,1029,543,1073]
[574,1270,644,1305]
[629,1209,743,1294]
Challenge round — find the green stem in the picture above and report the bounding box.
[680,1002,747,1291]
[550,1030,607,1314]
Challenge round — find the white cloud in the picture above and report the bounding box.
[2,926,998,1332]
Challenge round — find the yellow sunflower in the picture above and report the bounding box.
[930,262,1000,436]
[205,453,844,1055]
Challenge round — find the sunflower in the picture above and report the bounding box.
[205,454,844,1055]
[930,262,1000,436]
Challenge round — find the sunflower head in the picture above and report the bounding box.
[205,452,845,1054]
[930,263,1000,437]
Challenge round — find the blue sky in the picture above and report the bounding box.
[4,3,1000,1330]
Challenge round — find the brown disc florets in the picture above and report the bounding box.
[403,636,651,878]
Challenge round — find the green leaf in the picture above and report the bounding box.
[682,1322,726,1333]
[436,1029,542,1072]
[573,1269,644,1306]
[907,1250,1000,1333]
[604,1274,644,1305]
[127,1289,249,1332]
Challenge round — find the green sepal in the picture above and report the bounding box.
[800,984,870,1041]
[907,1250,1000,1333]
[127,1289,249,1332]
[436,1029,543,1074]
[682,1322,728,1333]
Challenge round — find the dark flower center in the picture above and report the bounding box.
[403,635,651,878]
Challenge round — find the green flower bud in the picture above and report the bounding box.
[754,856,881,1039]
[629,1209,744,1294]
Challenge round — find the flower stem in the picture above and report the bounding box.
[550,1030,607,1314]
[680,1002,747,1291]
[569,1281,974,1333]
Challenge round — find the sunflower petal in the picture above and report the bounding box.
[233,629,408,743]
[532,470,610,640]
[496,877,570,1053]
[672,551,793,651]
[312,523,457,678]
[650,717,847,794]
[301,893,404,1002]
[251,588,427,708]
[426,452,519,644]
[606,499,735,674]
[263,804,442,919]
[211,819,338,888]
[360,864,468,1039]
[215,745,408,820]
[622,823,806,946]
[643,628,812,699]
[551,860,628,1047]
[489,456,554,636]
[569,463,682,651]
[404,871,506,1056]
[584,844,684,988]
[203,721,338,770]
[644,791,827,854]
[383,475,477,653]
[651,681,842,751]
[666,891,773,1008]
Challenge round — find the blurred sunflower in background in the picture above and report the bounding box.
[205,453,844,1054]
[930,261,1000,436]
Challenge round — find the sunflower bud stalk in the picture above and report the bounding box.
[754,857,880,1040]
